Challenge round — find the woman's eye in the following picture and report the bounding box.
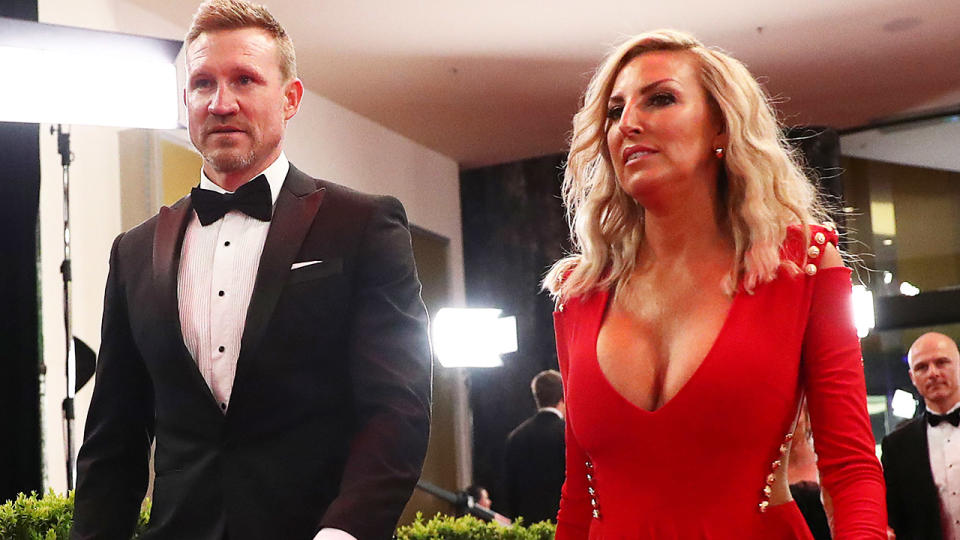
[649,93,676,107]
[606,105,624,120]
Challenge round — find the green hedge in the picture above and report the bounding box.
[0,492,555,539]
[396,513,555,540]
[0,491,150,540]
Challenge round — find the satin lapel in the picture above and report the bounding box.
[153,197,222,410]
[153,199,190,333]
[914,418,939,493]
[239,166,325,361]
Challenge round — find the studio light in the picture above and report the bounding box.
[433,308,518,368]
[891,389,917,419]
[0,16,180,129]
[851,284,875,339]
[0,46,177,128]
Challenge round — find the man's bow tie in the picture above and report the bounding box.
[926,409,960,427]
[191,174,272,226]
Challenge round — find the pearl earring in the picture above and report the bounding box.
[714,147,725,159]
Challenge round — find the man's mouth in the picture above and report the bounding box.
[208,126,245,135]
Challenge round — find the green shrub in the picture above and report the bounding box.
[0,492,554,540]
[0,491,149,540]
[396,513,555,540]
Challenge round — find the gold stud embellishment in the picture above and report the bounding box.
[807,245,820,259]
[814,232,826,245]
[804,264,817,276]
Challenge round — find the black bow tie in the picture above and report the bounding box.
[191,174,272,226]
[926,409,960,427]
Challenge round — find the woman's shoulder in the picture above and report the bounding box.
[780,222,842,271]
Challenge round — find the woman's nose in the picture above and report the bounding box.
[618,100,643,136]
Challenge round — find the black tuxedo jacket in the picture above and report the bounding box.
[503,410,565,524]
[71,165,432,540]
[881,415,943,540]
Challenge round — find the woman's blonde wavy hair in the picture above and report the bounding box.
[544,29,830,300]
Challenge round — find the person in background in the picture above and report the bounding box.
[503,369,566,524]
[465,485,493,509]
[545,29,886,538]
[70,1,431,539]
[788,402,832,540]
[462,485,512,526]
[882,332,960,540]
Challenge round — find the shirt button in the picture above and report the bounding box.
[220,402,227,410]
[224,241,231,247]
[218,290,225,297]
[218,345,225,353]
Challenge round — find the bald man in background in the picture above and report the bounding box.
[882,332,960,540]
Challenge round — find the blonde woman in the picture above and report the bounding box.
[546,30,885,539]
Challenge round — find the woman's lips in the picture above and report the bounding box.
[622,145,657,165]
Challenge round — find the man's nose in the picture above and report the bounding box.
[208,84,239,116]
[618,99,644,137]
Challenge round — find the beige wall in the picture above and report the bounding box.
[37,0,465,496]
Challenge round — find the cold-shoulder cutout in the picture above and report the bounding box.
[818,241,844,269]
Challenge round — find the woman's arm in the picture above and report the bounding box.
[802,241,887,538]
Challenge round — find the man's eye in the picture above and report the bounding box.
[606,105,623,120]
[238,75,253,85]
[648,93,676,107]
[192,79,212,89]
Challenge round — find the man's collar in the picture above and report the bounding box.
[926,400,960,416]
[199,152,289,209]
[539,407,563,419]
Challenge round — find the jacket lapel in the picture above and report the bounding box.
[153,196,223,410]
[153,198,190,338]
[238,165,325,362]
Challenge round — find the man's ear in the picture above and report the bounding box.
[283,78,304,121]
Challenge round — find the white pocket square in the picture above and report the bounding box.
[291,260,323,270]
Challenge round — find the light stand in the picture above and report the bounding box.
[52,124,77,490]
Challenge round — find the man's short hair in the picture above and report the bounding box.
[531,370,563,409]
[185,0,297,81]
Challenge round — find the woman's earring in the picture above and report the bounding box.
[714,147,725,159]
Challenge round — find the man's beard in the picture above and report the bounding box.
[204,148,257,174]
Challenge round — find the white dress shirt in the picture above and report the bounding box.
[927,402,960,540]
[177,153,356,540]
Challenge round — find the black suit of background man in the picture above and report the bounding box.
[70,2,431,539]
[882,416,943,540]
[503,369,566,524]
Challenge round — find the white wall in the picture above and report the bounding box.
[37,0,463,494]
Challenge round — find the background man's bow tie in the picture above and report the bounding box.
[191,174,272,226]
[926,409,960,427]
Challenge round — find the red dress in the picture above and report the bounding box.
[552,225,887,539]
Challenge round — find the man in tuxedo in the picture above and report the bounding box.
[70,1,431,539]
[882,332,960,540]
[503,369,565,524]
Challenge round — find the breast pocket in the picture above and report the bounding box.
[288,258,343,284]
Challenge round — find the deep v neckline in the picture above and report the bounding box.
[592,287,742,415]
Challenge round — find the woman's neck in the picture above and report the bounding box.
[640,189,730,267]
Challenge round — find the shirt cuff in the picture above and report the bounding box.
[313,528,357,540]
